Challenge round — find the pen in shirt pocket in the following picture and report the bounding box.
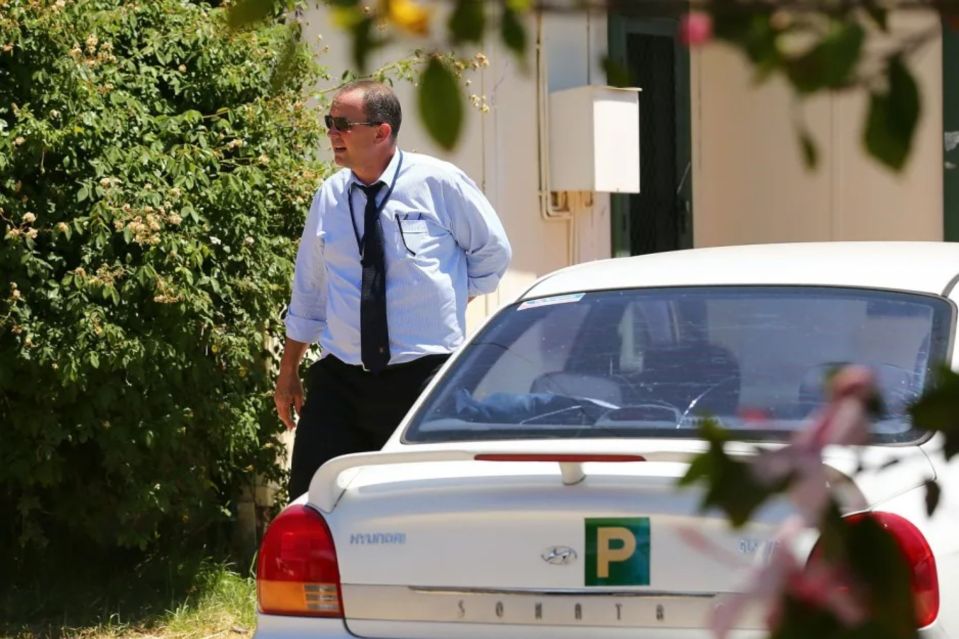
[395,215,418,256]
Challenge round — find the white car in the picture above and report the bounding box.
[254,242,958,639]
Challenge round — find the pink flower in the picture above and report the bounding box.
[710,518,804,639]
[751,366,876,524]
[705,367,876,638]
[680,12,713,46]
[709,517,867,639]
[802,366,875,449]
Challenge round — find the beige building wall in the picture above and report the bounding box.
[300,7,945,314]
[690,15,943,246]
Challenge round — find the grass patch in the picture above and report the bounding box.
[160,567,256,639]
[2,552,257,639]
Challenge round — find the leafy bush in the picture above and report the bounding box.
[0,0,328,553]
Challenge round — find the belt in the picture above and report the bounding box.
[324,353,449,374]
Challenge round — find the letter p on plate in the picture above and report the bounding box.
[596,527,636,577]
[585,517,650,586]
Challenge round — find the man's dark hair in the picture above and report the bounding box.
[337,80,402,141]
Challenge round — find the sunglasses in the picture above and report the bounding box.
[324,115,382,132]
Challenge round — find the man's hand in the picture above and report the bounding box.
[274,367,304,430]
[274,338,310,430]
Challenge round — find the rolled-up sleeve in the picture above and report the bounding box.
[444,172,512,296]
[285,190,328,343]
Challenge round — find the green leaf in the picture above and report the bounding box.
[785,22,864,93]
[501,7,526,58]
[909,365,959,460]
[350,16,384,73]
[864,0,889,32]
[799,127,818,169]
[226,0,287,30]
[418,57,463,151]
[602,56,632,88]
[449,0,485,44]
[924,478,941,516]
[768,596,846,639]
[714,14,779,77]
[863,55,920,172]
[678,420,781,527]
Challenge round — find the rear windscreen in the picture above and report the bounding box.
[404,287,954,444]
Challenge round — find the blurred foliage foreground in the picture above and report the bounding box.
[0,0,331,568]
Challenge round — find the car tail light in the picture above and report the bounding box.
[810,511,938,628]
[256,504,342,617]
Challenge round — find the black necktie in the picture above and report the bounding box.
[359,182,390,372]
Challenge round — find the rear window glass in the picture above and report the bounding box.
[403,287,954,444]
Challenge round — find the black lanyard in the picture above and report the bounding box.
[348,151,404,257]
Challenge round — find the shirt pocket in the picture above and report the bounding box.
[394,217,449,257]
[399,219,428,235]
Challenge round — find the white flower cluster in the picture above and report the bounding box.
[69,36,117,66]
[469,94,490,113]
[5,211,39,240]
[153,277,181,304]
[111,199,185,244]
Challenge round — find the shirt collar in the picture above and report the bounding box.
[349,148,402,190]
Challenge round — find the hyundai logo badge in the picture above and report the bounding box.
[541,546,577,565]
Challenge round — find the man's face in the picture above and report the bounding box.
[327,89,381,168]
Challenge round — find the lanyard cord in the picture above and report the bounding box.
[348,150,404,257]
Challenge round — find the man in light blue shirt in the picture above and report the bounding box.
[274,80,511,498]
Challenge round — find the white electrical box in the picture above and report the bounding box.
[548,85,641,193]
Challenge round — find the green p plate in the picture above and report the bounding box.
[584,517,651,586]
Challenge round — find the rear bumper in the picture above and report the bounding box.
[254,614,352,638]
[253,614,768,639]
[254,615,952,639]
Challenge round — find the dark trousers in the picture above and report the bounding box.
[288,353,449,499]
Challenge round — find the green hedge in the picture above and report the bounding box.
[0,0,328,553]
